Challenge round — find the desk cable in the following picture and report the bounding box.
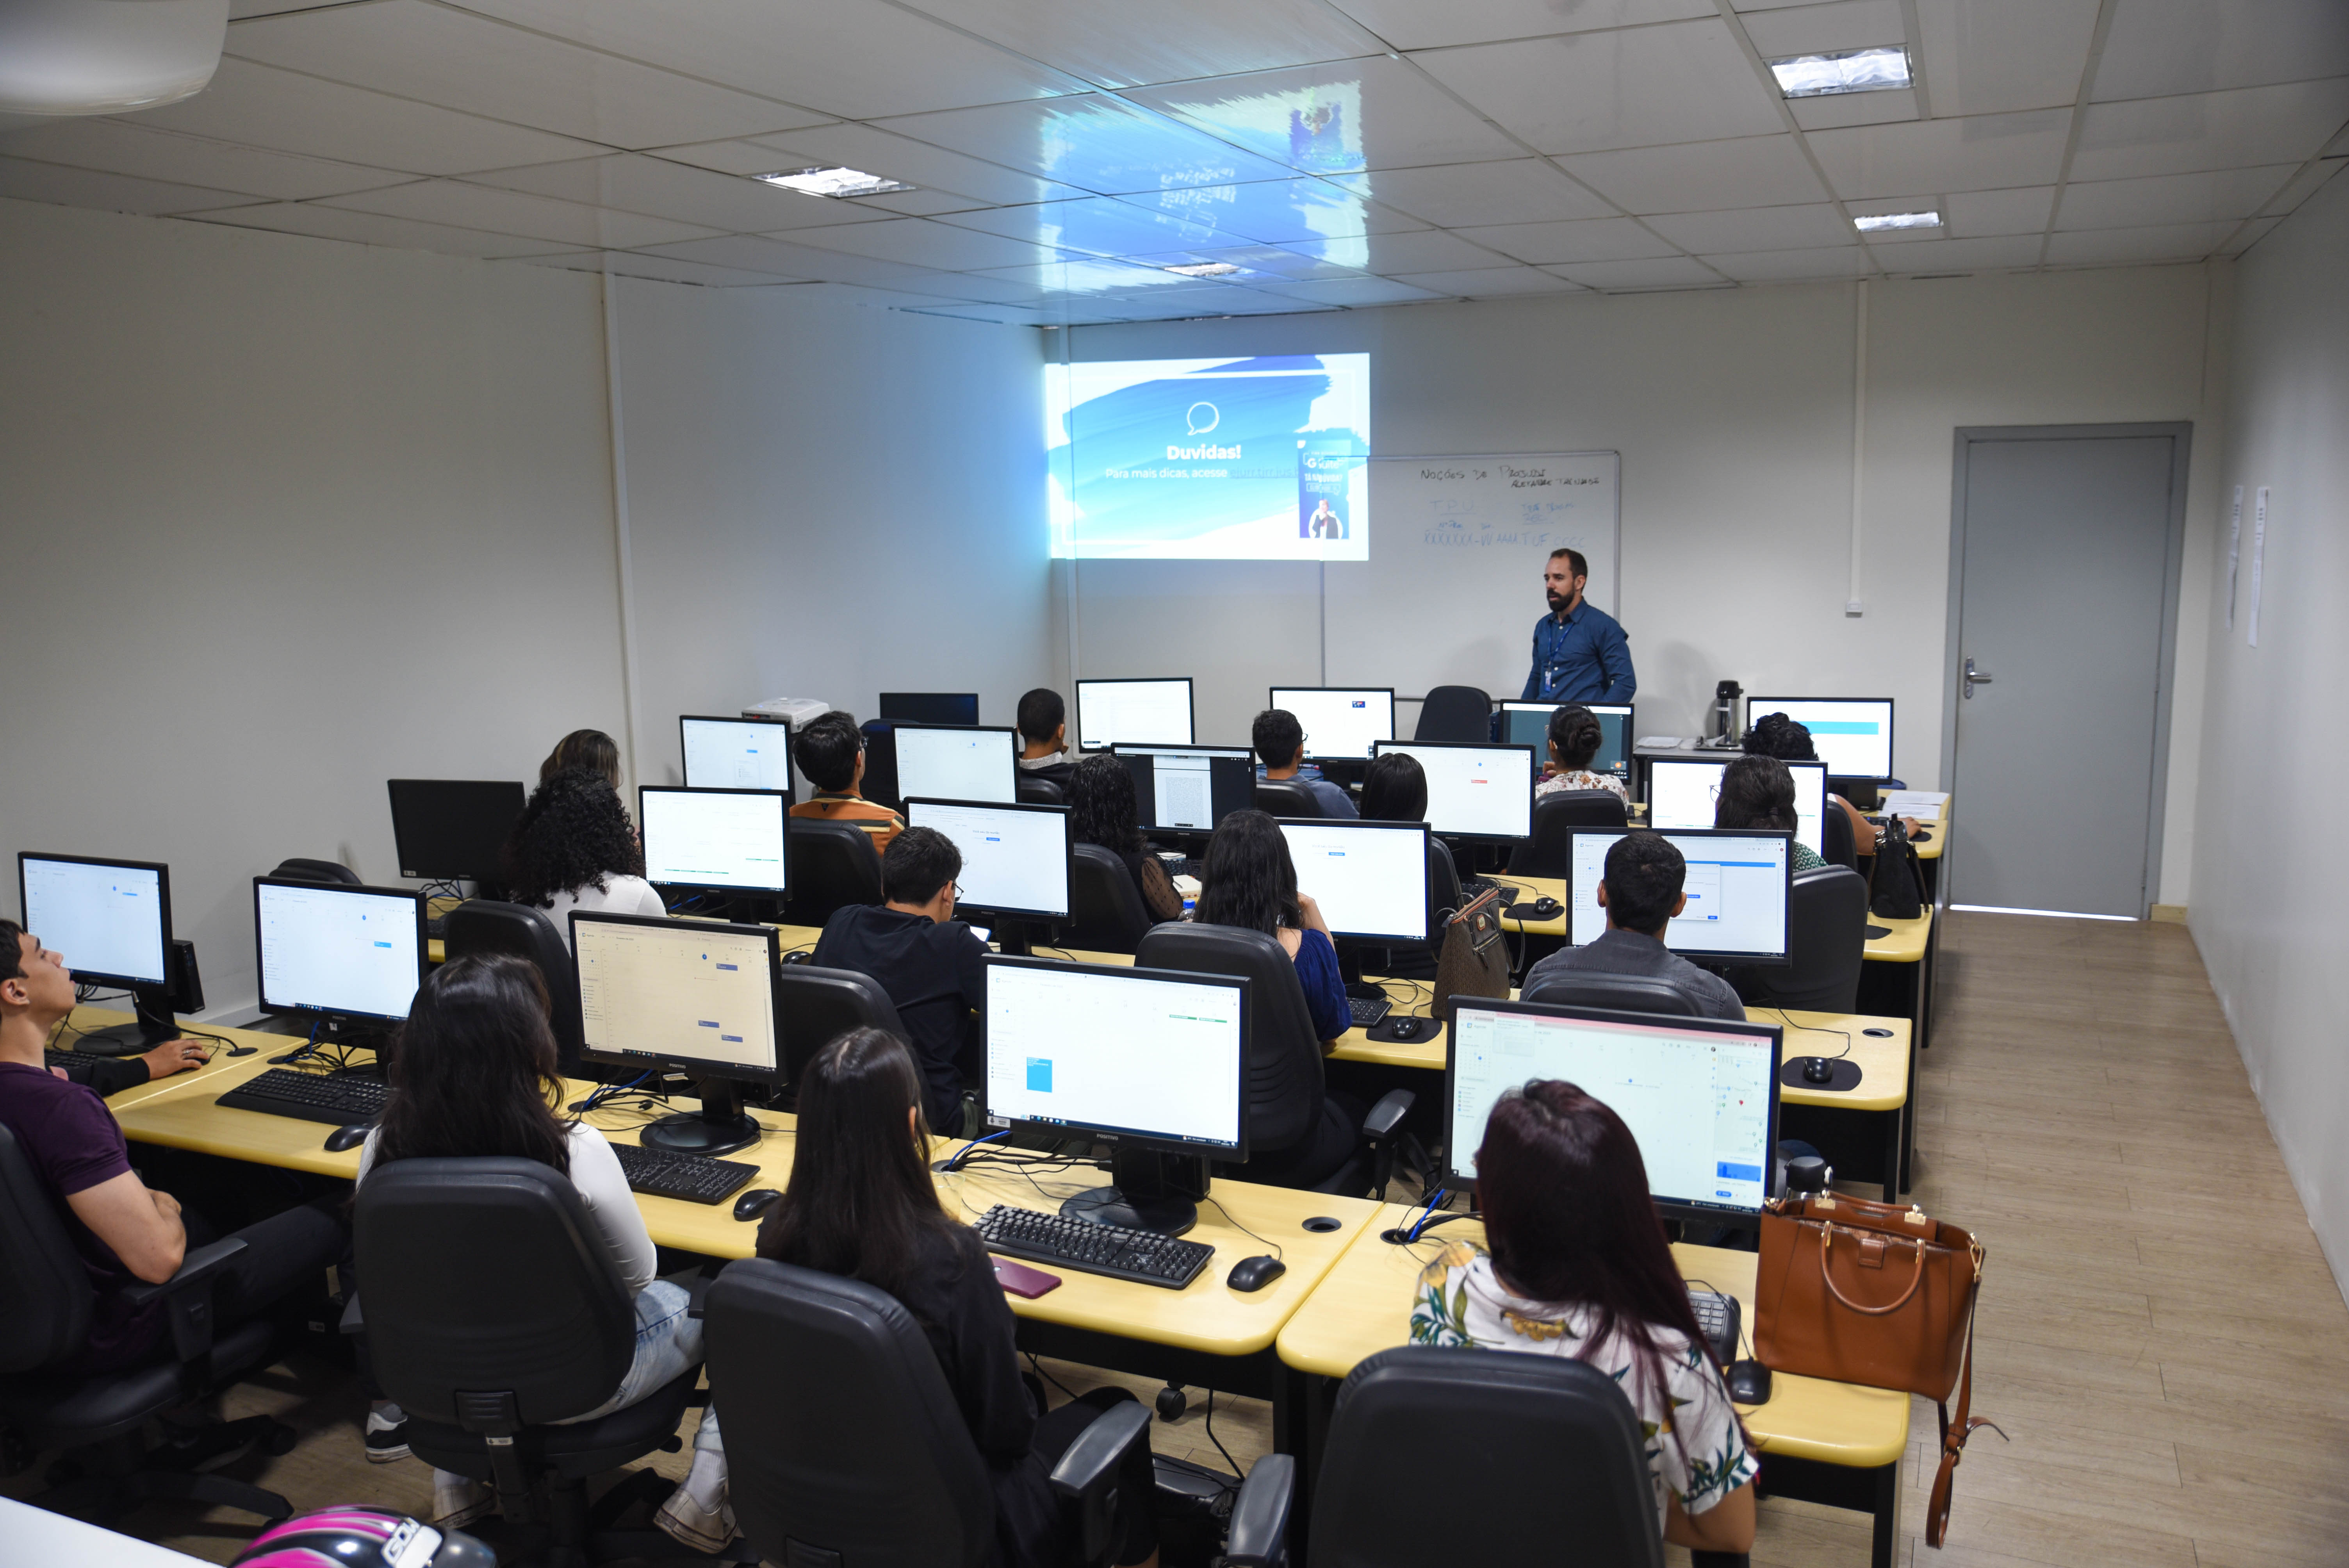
[1767,1010,1854,1064]
[1194,1193,1282,1262]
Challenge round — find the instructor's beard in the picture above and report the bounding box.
[1546,588,1577,615]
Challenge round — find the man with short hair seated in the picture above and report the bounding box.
[1521,832,1743,1021]
[788,709,904,854]
[1251,708,1357,819]
[1015,688,1075,793]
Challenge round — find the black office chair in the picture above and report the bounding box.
[1135,923,1418,1197]
[1507,789,1630,877]
[0,1126,298,1525]
[1820,802,1859,870]
[443,900,584,1071]
[785,819,885,928]
[775,964,908,1092]
[1737,866,1868,1014]
[1309,1345,1663,1568]
[267,857,361,884]
[1016,776,1065,806]
[353,1157,742,1566]
[858,721,901,812]
[1061,844,1155,955]
[1254,777,1322,818]
[1519,969,1705,1016]
[1413,684,1492,743]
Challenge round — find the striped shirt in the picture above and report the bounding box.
[790,793,904,854]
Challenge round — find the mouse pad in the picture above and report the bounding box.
[1863,923,1893,939]
[1367,1016,1444,1045]
[1779,1059,1864,1092]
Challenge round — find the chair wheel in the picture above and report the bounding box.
[1155,1384,1187,1421]
[264,1422,299,1456]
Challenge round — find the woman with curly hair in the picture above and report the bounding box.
[501,766,664,947]
[538,728,622,789]
[1065,754,1184,923]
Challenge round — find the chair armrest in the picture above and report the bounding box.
[685,1269,715,1321]
[1220,1452,1294,1566]
[1048,1399,1151,1567]
[339,1292,364,1336]
[1362,1088,1415,1140]
[118,1238,246,1365]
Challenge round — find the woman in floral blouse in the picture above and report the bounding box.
[1409,1080,1758,1554]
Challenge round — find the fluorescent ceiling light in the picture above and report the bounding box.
[1854,210,1941,232]
[1164,262,1240,277]
[1768,46,1912,98]
[755,166,914,198]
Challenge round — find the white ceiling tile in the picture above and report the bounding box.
[1787,88,1920,130]
[134,58,605,174]
[1453,216,1681,264]
[1325,0,1718,52]
[2219,214,2283,254]
[1869,232,2044,269]
[228,0,830,148]
[1122,55,1521,176]
[900,303,1069,327]
[869,94,1298,196]
[1116,176,1428,245]
[1331,159,1620,225]
[899,0,1378,88]
[513,251,799,286]
[778,217,1080,271]
[1807,108,2071,198]
[1643,201,1855,251]
[0,159,262,216]
[1738,0,1906,59]
[845,187,998,216]
[2328,124,2349,156]
[1558,135,1829,212]
[321,180,723,249]
[1944,184,2053,235]
[1247,275,1447,305]
[747,124,1093,207]
[626,234,831,277]
[1913,0,2101,116]
[940,195,1224,258]
[1413,19,1787,155]
[877,272,1058,306]
[2092,0,2349,102]
[1124,243,1368,280]
[2043,220,2238,264]
[1388,265,1589,295]
[180,200,580,257]
[1279,227,1515,272]
[0,119,405,201]
[2070,78,2349,181]
[2055,164,2299,230]
[1545,255,1729,289]
[2260,157,2346,215]
[471,154,895,233]
[644,139,800,178]
[1701,244,1876,280]
[965,257,1187,292]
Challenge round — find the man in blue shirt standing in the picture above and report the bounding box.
[1522,547,1636,704]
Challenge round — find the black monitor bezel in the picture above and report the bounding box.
[1743,695,1896,782]
[18,851,174,990]
[1267,685,1397,763]
[887,723,1021,806]
[902,797,1075,923]
[1563,827,1796,966]
[1646,756,1830,851]
[1272,816,1431,944]
[980,953,1249,1161]
[1369,738,1537,845]
[1439,996,1782,1227]
[1112,743,1258,834]
[569,909,787,1086]
[385,778,529,883]
[1073,677,1197,752]
[678,713,795,794]
[879,692,982,727]
[251,875,427,1025]
[636,785,792,897]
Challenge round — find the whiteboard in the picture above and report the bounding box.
[1322,452,1620,703]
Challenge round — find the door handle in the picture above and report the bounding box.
[1964,658,1994,699]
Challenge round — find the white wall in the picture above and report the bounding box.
[2187,171,2349,1295]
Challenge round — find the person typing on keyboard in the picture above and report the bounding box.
[757,1028,1164,1568]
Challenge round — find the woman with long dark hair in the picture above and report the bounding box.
[1066,753,1183,923]
[359,956,731,1549]
[758,1029,1162,1568]
[1410,1081,1757,1554]
[1191,809,1347,1043]
[1536,703,1628,803]
[500,766,663,946]
[1743,712,1882,859]
[1358,750,1428,824]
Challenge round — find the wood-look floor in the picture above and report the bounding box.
[11,912,2347,1566]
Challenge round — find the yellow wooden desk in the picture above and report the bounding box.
[1859,906,1936,1120]
[51,1007,287,1110]
[1277,1206,1911,1568]
[1494,873,1567,937]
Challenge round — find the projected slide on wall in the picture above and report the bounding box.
[1046,354,1370,561]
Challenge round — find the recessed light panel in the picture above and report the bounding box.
[1768,46,1913,99]
[1164,262,1241,277]
[755,167,915,198]
[1854,210,1942,232]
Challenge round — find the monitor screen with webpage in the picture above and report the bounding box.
[892,725,1018,805]
[1275,818,1429,944]
[1566,830,1792,964]
[255,878,426,1023]
[572,912,781,1080]
[1270,687,1394,762]
[904,798,1072,922]
[638,787,789,896]
[1075,679,1195,751]
[20,853,170,989]
[1745,697,1894,780]
[1114,744,1255,834]
[681,716,795,794]
[1370,741,1535,842]
[1647,758,1827,853]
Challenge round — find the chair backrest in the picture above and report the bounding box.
[1015,776,1064,806]
[1413,684,1492,743]
[0,1124,94,1374]
[1519,968,1706,1016]
[353,1157,637,1429]
[1820,801,1858,870]
[1062,843,1152,955]
[1309,1345,1664,1568]
[706,1257,995,1568]
[1254,777,1321,818]
[442,901,583,1070]
[1743,866,1867,1013]
[1134,923,1322,1156]
[776,964,909,1088]
[1506,789,1629,877]
[268,857,361,884]
[786,819,885,927]
[857,721,901,811]
[1429,836,1463,927]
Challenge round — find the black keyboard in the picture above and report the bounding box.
[1689,1288,1742,1366]
[216,1068,390,1126]
[1346,994,1393,1028]
[610,1142,759,1205]
[426,915,448,940]
[973,1204,1214,1290]
[1459,875,1520,908]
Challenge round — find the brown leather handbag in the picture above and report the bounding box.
[1432,887,1511,1032]
[1754,1191,2000,1548]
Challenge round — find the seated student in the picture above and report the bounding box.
[0,921,345,1377]
[48,1036,211,1098]
[1410,1080,1757,1556]
[1521,833,1743,1021]
[811,826,986,1136]
[1014,688,1076,793]
[1251,709,1358,819]
[1715,754,1826,871]
[1193,810,1348,1044]
[1744,711,1882,857]
[1066,753,1185,924]
[357,954,729,1548]
[789,709,905,854]
[1358,749,1428,824]
[539,727,622,789]
[758,1028,1160,1568]
[1535,703,1629,804]
[501,766,665,947]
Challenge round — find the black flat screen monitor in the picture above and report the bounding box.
[1113,743,1256,834]
[1075,678,1195,751]
[638,787,790,897]
[386,779,527,883]
[904,798,1073,923]
[1566,829,1793,965]
[1369,739,1535,843]
[20,852,171,989]
[1743,697,1894,780]
[253,877,427,1025]
[1274,818,1429,944]
[880,692,980,726]
[1269,687,1394,762]
[893,724,1019,805]
[681,715,794,795]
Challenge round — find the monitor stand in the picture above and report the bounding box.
[989,918,1035,958]
[1062,1147,1208,1237]
[73,984,181,1057]
[640,1076,762,1158]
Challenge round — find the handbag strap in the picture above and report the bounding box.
[1924,1283,2007,1547]
[1816,1223,1928,1315]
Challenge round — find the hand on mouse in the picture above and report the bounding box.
[138,1038,211,1080]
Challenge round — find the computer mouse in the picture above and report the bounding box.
[1802,1056,1837,1085]
[733,1187,784,1222]
[323,1123,372,1153]
[782,951,812,966]
[1727,1358,1773,1405]
[1388,1017,1421,1041]
[1526,897,1565,921]
[1226,1255,1287,1292]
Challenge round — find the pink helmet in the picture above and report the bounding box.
[232,1506,494,1568]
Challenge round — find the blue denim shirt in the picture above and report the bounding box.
[1255,764,1358,819]
[1522,600,1637,704]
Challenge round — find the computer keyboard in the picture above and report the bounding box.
[426,915,448,940]
[1346,994,1393,1029]
[215,1068,390,1126]
[1688,1287,1742,1367]
[610,1142,759,1205]
[973,1203,1215,1290]
[1458,876,1518,908]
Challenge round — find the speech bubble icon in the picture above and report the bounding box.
[1185,401,1220,437]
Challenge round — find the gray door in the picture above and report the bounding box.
[1948,432,2184,917]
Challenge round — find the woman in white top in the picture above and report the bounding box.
[1534,704,1630,804]
[502,767,665,947]
[1410,1080,1757,1554]
[356,955,733,1552]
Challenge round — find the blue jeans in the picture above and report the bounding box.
[554,1277,723,1458]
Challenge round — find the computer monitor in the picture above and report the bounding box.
[904,798,1072,925]
[1074,678,1195,751]
[1113,743,1256,834]
[1647,757,1828,853]
[638,786,789,897]
[880,692,980,727]
[981,955,1246,1234]
[1269,687,1394,763]
[1443,998,1782,1228]
[254,877,426,1027]
[572,910,783,1156]
[680,715,794,795]
[1499,701,1632,777]
[1744,697,1895,780]
[893,724,1018,805]
[1275,818,1429,944]
[1369,740,1535,843]
[1565,829,1793,965]
[385,779,528,884]
[20,852,180,1051]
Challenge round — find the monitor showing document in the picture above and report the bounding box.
[1075,679,1195,751]
[893,725,1018,805]
[1275,818,1428,943]
[1566,829,1792,964]
[638,788,789,896]
[680,716,795,795]
[904,799,1072,922]
[1114,744,1255,834]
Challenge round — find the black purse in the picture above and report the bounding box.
[1869,815,1927,920]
